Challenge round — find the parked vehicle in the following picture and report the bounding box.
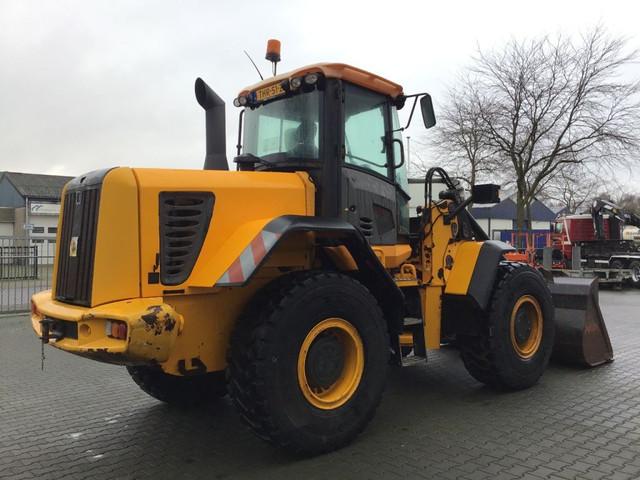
[552,199,640,288]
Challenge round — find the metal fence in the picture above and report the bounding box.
[0,236,56,313]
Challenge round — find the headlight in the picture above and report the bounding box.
[304,73,319,85]
[290,77,303,90]
[233,96,248,107]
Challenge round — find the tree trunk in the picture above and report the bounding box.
[516,182,526,234]
[469,165,476,209]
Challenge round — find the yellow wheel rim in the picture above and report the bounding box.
[297,318,364,410]
[510,295,543,359]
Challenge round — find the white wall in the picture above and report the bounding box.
[407,181,446,216]
[30,214,59,235]
[28,202,61,265]
[531,221,551,231]
[474,218,514,239]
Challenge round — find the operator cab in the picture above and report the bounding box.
[233,63,435,245]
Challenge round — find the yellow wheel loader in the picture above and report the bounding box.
[30,42,612,454]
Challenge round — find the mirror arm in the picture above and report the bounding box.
[402,96,420,130]
[394,92,429,131]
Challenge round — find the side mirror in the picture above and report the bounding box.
[420,94,436,129]
[472,184,500,204]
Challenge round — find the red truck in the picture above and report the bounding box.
[551,199,640,288]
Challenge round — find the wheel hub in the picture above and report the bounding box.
[297,318,364,410]
[305,331,345,390]
[514,309,534,345]
[509,295,543,359]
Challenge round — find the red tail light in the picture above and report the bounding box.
[105,320,127,340]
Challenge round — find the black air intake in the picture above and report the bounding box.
[56,187,100,306]
[159,192,214,286]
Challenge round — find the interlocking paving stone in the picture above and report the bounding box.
[1,289,639,479]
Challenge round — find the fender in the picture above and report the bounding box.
[467,240,515,310]
[442,240,515,336]
[216,215,404,330]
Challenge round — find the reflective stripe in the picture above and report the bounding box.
[251,234,267,265]
[217,230,283,286]
[238,244,256,280]
[218,271,230,284]
[227,259,244,284]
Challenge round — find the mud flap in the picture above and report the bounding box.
[549,277,613,367]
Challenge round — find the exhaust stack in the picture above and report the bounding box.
[195,78,228,170]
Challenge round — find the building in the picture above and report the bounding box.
[407,178,557,242]
[0,172,73,256]
[470,194,557,241]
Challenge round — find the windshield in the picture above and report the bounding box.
[242,90,321,161]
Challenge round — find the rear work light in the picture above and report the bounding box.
[105,320,127,340]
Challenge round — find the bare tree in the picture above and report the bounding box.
[423,77,498,190]
[597,190,640,215]
[442,26,640,230]
[540,163,602,213]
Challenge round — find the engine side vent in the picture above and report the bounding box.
[159,192,214,286]
[359,216,373,237]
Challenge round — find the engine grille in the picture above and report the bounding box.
[159,192,214,286]
[55,187,100,306]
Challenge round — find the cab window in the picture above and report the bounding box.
[344,84,389,177]
[243,90,320,160]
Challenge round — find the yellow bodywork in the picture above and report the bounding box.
[31,290,182,363]
[32,167,487,374]
[32,166,316,375]
[414,200,484,350]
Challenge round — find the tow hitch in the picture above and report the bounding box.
[40,317,64,344]
[39,318,64,370]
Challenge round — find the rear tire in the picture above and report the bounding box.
[629,260,640,288]
[127,366,226,407]
[228,271,389,454]
[610,259,623,270]
[459,263,555,390]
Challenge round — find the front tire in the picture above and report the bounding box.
[228,271,389,454]
[126,366,226,407]
[459,263,555,390]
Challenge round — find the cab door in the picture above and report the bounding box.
[340,83,408,245]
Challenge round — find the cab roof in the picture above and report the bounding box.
[238,62,404,99]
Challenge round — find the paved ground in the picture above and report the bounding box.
[1,289,639,480]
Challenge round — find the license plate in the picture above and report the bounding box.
[255,83,285,102]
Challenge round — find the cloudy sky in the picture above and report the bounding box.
[1,0,639,190]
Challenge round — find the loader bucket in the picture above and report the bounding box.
[549,277,613,367]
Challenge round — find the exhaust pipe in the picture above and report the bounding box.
[195,78,228,170]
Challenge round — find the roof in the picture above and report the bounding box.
[239,63,404,99]
[471,197,557,222]
[550,204,569,215]
[0,171,73,200]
